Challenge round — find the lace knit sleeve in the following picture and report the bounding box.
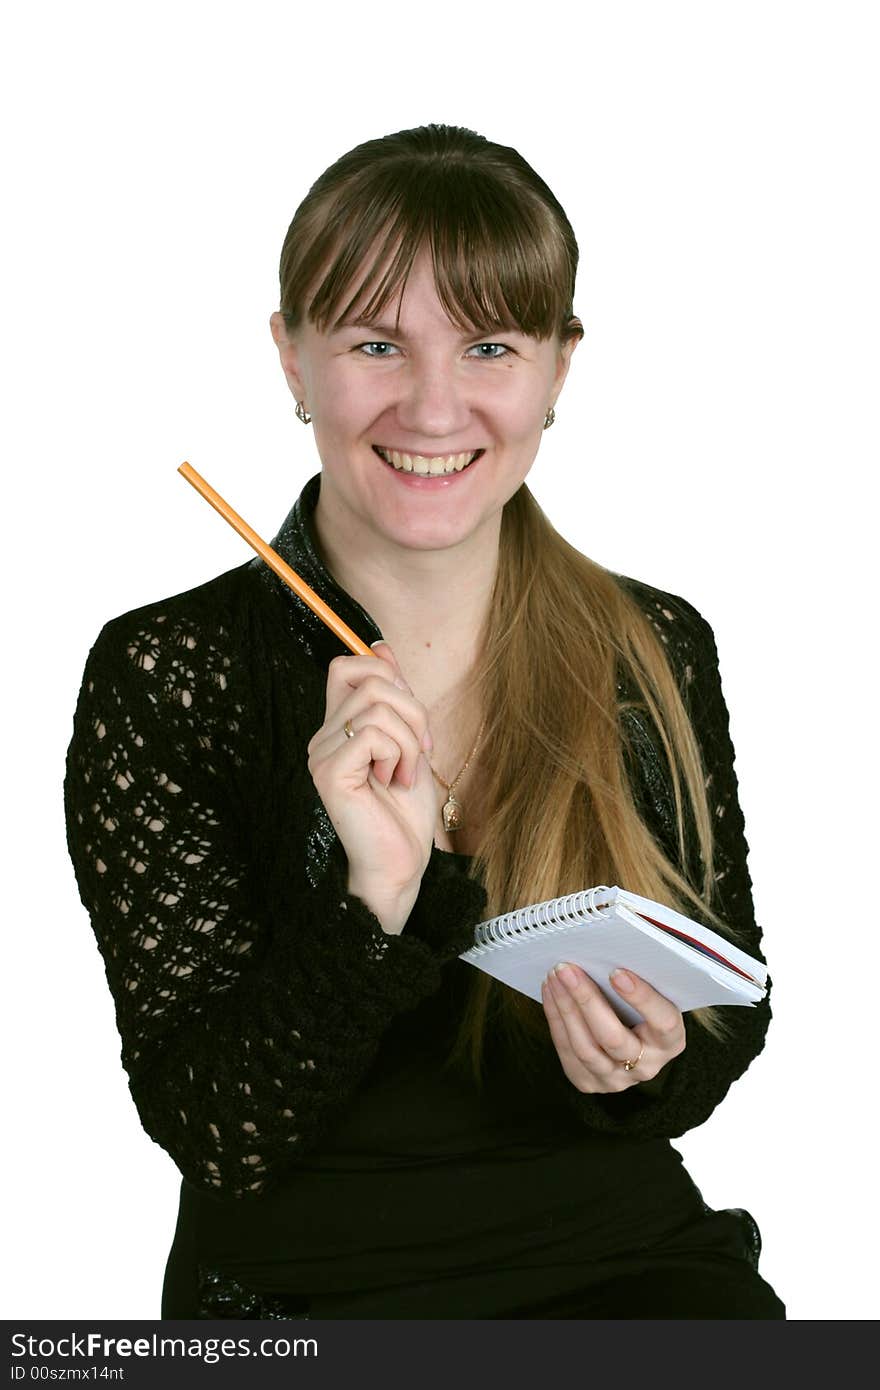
[63,602,488,1200]
[561,587,773,1138]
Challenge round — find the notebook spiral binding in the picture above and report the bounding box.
[467,885,616,955]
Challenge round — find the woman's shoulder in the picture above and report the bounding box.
[81,558,301,685]
[73,560,302,747]
[90,558,259,651]
[613,570,711,633]
[612,571,718,673]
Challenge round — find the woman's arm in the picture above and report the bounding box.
[559,587,772,1137]
[64,603,488,1200]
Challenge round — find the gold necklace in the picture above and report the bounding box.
[429,718,487,832]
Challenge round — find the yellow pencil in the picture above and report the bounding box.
[178,461,374,657]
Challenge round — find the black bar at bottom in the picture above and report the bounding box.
[2,1319,850,1388]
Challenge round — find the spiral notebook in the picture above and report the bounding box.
[458,886,767,1027]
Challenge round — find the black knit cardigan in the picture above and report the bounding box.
[64,473,772,1200]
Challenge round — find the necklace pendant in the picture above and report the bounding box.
[442,792,464,832]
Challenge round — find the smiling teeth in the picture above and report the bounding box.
[377,448,478,475]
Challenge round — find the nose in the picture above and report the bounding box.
[393,355,472,441]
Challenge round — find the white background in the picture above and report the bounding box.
[3,0,877,1322]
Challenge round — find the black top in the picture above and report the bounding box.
[63,472,772,1317]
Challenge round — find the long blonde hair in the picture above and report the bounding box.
[279,124,738,1082]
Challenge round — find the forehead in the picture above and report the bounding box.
[307,231,526,340]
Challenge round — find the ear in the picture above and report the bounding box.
[551,329,581,401]
[269,310,308,402]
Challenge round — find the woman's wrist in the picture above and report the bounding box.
[346,874,421,936]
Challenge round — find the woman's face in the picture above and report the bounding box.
[269,244,578,555]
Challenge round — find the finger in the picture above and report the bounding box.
[608,969,686,1061]
[324,662,432,754]
[309,715,397,783]
[552,962,640,1055]
[337,704,425,788]
[549,963,645,1080]
[313,666,428,768]
[541,974,591,1082]
[541,971,618,1087]
[338,682,430,782]
[360,677,434,772]
[325,651,407,718]
[369,639,407,683]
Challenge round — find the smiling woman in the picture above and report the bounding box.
[63,123,785,1320]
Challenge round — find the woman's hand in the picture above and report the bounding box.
[306,642,438,921]
[541,963,686,1092]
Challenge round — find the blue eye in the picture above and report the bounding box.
[468,343,510,358]
[357,342,399,357]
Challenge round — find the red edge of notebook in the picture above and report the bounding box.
[635,911,759,985]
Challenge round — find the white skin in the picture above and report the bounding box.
[269,243,686,1091]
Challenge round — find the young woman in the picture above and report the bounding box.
[64,123,785,1319]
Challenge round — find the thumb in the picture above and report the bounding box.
[369,638,396,666]
[369,639,410,688]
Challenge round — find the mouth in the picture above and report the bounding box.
[373,445,484,475]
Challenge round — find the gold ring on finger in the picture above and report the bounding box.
[343,718,355,739]
[623,1042,646,1072]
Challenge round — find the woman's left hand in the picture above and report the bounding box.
[541,963,686,1092]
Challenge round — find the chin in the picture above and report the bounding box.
[384,506,493,552]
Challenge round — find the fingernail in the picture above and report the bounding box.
[369,639,386,650]
[611,968,634,993]
[422,729,434,751]
[553,962,577,987]
[393,676,410,691]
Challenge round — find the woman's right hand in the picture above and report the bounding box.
[306,642,438,925]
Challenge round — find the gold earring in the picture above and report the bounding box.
[543,407,556,430]
[295,401,312,425]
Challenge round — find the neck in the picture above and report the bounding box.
[312,483,499,705]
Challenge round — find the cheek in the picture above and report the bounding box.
[489,367,553,431]
[498,390,548,442]
[313,372,370,431]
